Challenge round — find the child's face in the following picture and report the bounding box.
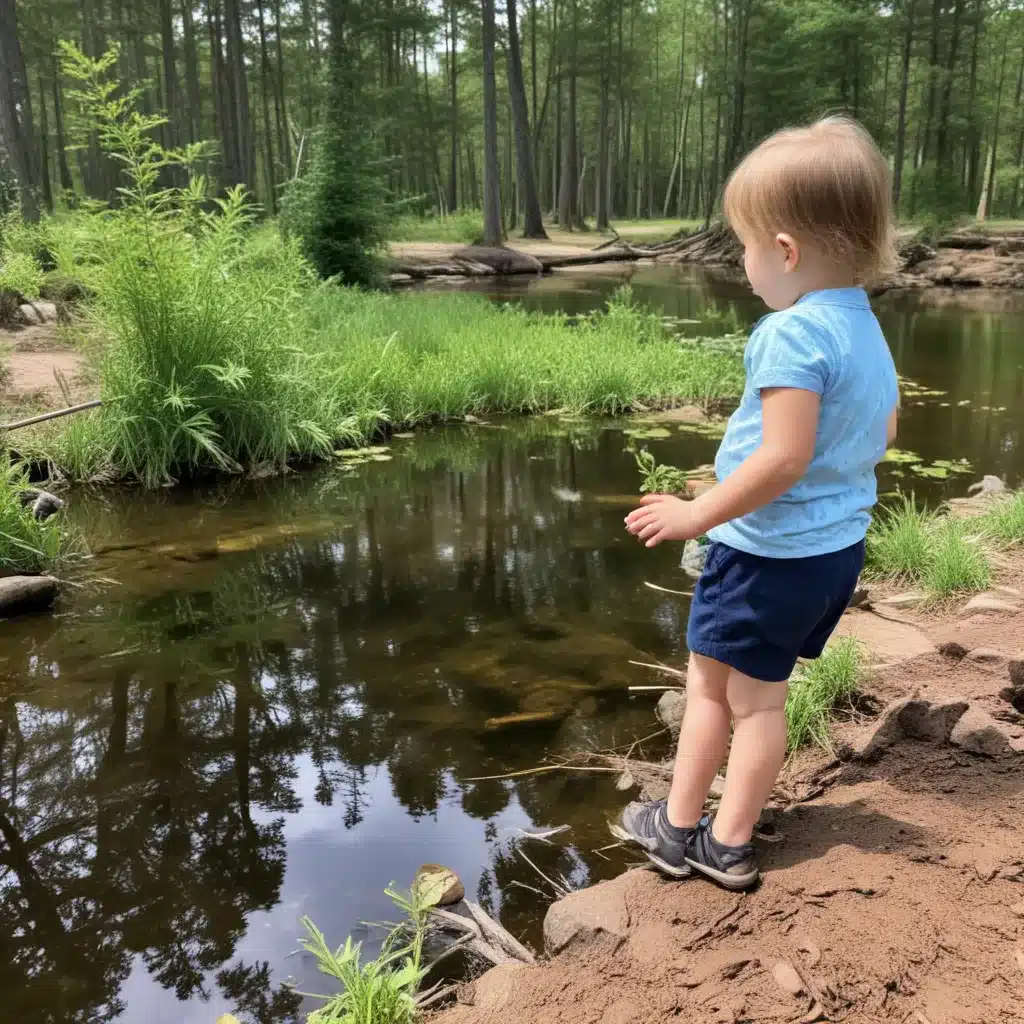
[737,228,801,311]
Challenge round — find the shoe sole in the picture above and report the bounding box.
[684,856,759,891]
[609,822,694,879]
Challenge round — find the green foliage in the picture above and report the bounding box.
[630,447,689,495]
[0,458,68,575]
[300,872,448,1023]
[864,495,991,599]
[389,210,483,243]
[286,21,390,287]
[978,491,1024,547]
[786,638,862,752]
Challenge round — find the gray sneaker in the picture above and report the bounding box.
[613,799,695,878]
[683,816,759,890]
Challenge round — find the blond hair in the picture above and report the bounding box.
[723,116,896,282]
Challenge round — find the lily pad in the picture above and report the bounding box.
[624,427,672,440]
[335,446,390,458]
[930,458,972,474]
[912,465,950,479]
[883,448,922,464]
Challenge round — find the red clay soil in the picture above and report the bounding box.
[438,601,1024,1024]
[1,323,88,411]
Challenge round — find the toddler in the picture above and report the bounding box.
[621,117,899,890]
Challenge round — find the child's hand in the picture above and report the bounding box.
[625,494,704,547]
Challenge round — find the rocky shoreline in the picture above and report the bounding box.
[433,570,1024,1024]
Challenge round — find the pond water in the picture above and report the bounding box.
[2,265,1023,1024]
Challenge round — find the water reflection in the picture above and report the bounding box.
[0,423,696,1023]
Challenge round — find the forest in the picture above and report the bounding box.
[3,0,1024,236]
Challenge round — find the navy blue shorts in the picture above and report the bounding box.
[686,539,865,683]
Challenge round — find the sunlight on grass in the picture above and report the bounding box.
[786,637,862,752]
[922,519,991,598]
[863,494,934,584]
[978,491,1024,546]
[389,210,482,244]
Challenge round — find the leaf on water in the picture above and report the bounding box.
[912,465,949,478]
[882,448,922,464]
[930,458,972,474]
[337,446,391,458]
[624,427,672,440]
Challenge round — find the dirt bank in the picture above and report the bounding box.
[1,323,89,417]
[437,588,1024,1024]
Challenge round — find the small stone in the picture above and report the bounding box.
[938,641,969,660]
[543,880,629,954]
[681,539,708,578]
[31,491,64,521]
[848,586,871,609]
[657,689,686,732]
[615,770,636,791]
[965,648,1007,670]
[879,590,928,610]
[968,475,1006,495]
[962,592,1022,616]
[852,698,969,760]
[949,707,1018,757]
[772,961,807,998]
[1008,659,1024,688]
[1009,902,1024,919]
[18,302,43,325]
[414,864,465,907]
[0,576,59,618]
[33,300,58,322]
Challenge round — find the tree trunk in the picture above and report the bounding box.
[596,71,610,230]
[980,33,1010,221]
[51,53,73,196]
[182,0,203,143]
[256,0,277,212]
[1010,41,1024,217]
[272,0,292,175]
[224,0,255,188]
[0,0,40,220]
[892,0,916,207]
[506,0,546,237]
[935,0,964,174]
[159,0,180,157]
[480,0,503,246]
[447,0,458,212]
[964,0,984,202]
[36,71,53,213]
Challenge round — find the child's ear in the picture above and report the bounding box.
[775,232,800,273]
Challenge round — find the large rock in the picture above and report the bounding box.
[452,246,544,275]
[851,697,969,760]
[0,576,60,618]
[543,878,630,954]
[414,863,465,907]
[961,590,1022,616]
[949,707,1024,757]
[835,609,934,665]
[656,689,686,732]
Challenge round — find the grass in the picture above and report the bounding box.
[864,494,992,600]
[786,637,863,752]
[389,210,483,244]
[0,456,68,574]
[977,490,1024,546]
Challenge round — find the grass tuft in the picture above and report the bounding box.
[978,490,1024,547]
[389,210,483,244]
[786,637,862,752]
[921,518,991,598]
[863,494,934,584]
[0,457,69,574]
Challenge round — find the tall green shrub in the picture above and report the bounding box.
[286,2,390,286]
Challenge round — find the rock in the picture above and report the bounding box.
[543,880,630,954]
[853,698,969,760]
[968,475,1006,495]
[848,586,871,609]
[1008,658,1024,688]
[452,246,544,275]
[965,648,1008,670]
[17,302,43,324]
[938,641,969,660]
[878,590,928,610]
[615,769,636,791]
[835,610,934,665]
[414,864,465,907]
[656,689,686,732]
[19,488,64,521]
[961,592,1021,616]
[772,961,807,998]
[34,300,59,322]
[681,539,708,578]
[1001,684,1024,714]
[0,576,60,618]
[466,963,528,1011]
[949,707,1022,757]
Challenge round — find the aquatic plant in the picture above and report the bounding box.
[631,447,689,495]
[0,457,67,574]
[786,637,862,752]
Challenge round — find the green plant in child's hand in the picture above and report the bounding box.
[631,446,689,495]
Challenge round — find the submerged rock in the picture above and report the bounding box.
[0,576,60,618]
[681,539,708,578]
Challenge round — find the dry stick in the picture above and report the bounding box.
[465,763,619,782]
[463,900,536,964]
[515,846,570,899]
[643,581,694,597]
[1,399,102,432]
[628,659,687,679]
[628,685,682,692]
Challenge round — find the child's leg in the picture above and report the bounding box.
[713,670,789,846]
[665,653,732,828]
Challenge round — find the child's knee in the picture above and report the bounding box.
[727,673,788,720]
[687,652,730,705]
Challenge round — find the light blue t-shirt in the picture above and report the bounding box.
[707,287,898,559]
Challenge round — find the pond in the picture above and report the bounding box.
[2,265,1023,1024]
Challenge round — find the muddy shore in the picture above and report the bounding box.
[436,575,1024,1024]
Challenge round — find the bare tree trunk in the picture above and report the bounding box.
[159,0,180,157]
[935,0,964,174]
[0,0,40,219]
[36,71,53,213]
[50,48,73,196]
[893,0,916,207]
[256,0,277,212]
[447,0,458,212]
[506,0,546,237]
[980,32,1010,222]
[272,0,292,174]
[481,0,503,245]
[965,0,984,201]
[182,0,203,143]
[596,71,610,230]
[224,0,255,188]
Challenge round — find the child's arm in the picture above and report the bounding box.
[626,387,818,547]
